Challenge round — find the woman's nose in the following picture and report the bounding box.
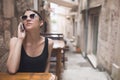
[26,16,31,20]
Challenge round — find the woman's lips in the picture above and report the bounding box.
[26,23,32,26]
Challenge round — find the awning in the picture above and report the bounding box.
[47,0,78,8]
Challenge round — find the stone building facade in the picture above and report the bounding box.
[0,0,47,72]
[78,0,120,79]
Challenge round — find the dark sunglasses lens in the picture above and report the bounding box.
[22,15,27,20]
[30,14,35,19]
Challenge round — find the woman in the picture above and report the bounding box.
[6,9,54,74]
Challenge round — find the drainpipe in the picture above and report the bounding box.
[84,0,89,58]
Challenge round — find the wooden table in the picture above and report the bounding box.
[53,40,65,80]
[0,72,52,80]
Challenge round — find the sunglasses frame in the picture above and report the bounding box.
[20,13,38,21]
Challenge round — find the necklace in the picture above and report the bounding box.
[23,37,45,57]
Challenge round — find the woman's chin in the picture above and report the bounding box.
[25,26,33,29]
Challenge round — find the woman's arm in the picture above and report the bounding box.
[45,38,54,72]
[6,23,26,74]
[7,37,23,74]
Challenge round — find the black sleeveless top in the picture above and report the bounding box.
[18,38,48,72]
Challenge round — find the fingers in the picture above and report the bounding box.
[18,22,21,32]
[18,23,22,31]
[20,24,25,32]
[17,22,26,39]
[18,22,25,33]
[50,73,57,80]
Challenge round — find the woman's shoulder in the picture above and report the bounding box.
[41,36,53,46]
[47,38,54,45]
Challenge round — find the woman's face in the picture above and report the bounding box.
[21,10,42,31]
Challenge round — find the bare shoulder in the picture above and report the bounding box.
[47,38,54,55]
[48,38,54,46]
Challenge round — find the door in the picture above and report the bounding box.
[92,15,99,55]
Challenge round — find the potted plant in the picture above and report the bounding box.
[76,45,81,53]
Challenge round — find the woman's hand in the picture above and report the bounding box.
[50,73,57,80]
[18,22,26,41]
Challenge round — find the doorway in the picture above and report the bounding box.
[91,14,99,55]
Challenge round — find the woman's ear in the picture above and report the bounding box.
[40,20,43,27]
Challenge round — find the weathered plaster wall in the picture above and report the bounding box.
[80,0,120,73]
[97,0,120,73]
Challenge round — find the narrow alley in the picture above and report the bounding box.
[0,0,120,80]
[61,40,111,80]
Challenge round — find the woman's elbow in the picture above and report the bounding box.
[6,64,17,74]
[7,68,17,74]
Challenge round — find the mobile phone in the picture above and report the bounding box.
[20,23,25,32]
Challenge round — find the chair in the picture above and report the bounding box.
[41,33,66,70]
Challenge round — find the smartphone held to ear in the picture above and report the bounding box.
[20,23,25,32]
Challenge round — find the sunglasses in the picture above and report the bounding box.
[21,14,38,21]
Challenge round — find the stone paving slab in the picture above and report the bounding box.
[62,68,110,80]
[61,51,111,80]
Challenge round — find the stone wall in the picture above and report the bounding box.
[79,0,120,73]
[38,0,50,33]
[97,0,120,73]
[0,0,14,72]
[0,0,44,72]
